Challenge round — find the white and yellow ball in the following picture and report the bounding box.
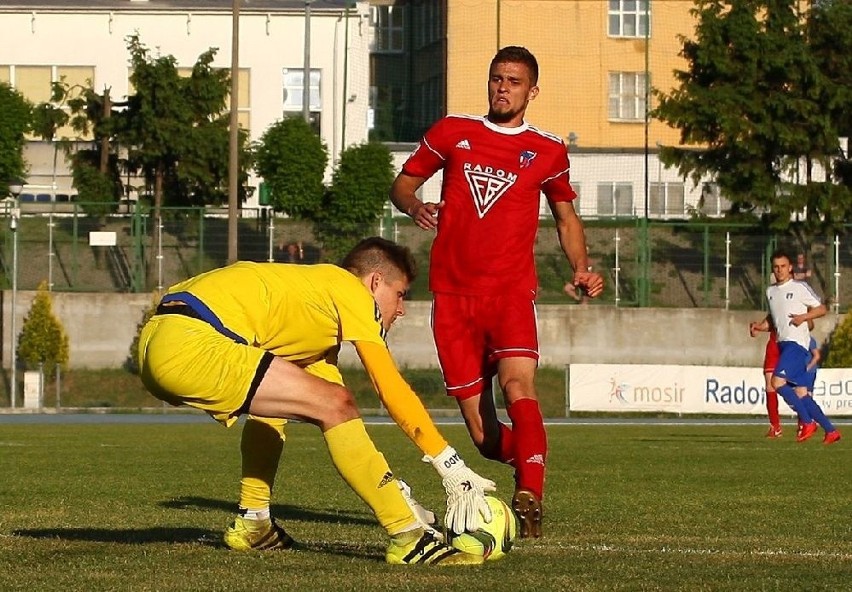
[446,495,518,561]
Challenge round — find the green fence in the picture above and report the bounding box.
[1,202,849,312]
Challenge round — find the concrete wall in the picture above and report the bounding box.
[2,291,844,370]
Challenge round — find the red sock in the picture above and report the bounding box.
[766,390,780,428]
[497,422,515,465]
[507,398,547,500]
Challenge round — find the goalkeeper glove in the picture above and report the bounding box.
[428,446,496,535]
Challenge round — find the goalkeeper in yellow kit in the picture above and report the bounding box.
[138,237,494,565]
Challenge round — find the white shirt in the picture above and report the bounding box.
[766,279,821,349]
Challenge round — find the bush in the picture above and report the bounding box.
[314,141,394,260]
[255,116,328,219]
[824,314,852,368]
[127,292,160,374]
[17,281,69,379]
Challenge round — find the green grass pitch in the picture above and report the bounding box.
[0,421,849,591]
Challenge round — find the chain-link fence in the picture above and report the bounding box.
[1,202,849,313]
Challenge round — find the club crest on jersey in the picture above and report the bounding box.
[519,150,537,169]
[463,162,517,218]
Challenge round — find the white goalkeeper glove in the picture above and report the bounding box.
[428,446,496,535]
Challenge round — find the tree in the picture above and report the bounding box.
[824,310,852,369]
[314,141,394,260]
[807,0,852,195]
[32,82,122,221]
[30,82,71,196]
[254,115,328,218]
[0,83,32,195]
[17,281,70,380]
[652,0,850,234]
[127,292,159,374]
[120,36,253,211]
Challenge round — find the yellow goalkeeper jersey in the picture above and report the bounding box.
[162,261,447,456]
[165,262,385,362]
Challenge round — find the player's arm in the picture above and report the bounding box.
[807,346,821,371]
[355,340,496,533]
[389,173,442,231]
[550,200,604,298]
[789,303,827,327]
[749,315,772,337]
[354,340,447,456]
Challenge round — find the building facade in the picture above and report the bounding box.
[1,0,373,203]
[370,0,733,220]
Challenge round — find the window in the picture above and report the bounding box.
[700,183,731,217]
[418,76,442,132]
[15,66,53,102]
[283,68,321,133]
[608,0,650,38]
[283,68,320,112]
[568,184,585,217]
[369,84,405,141]
[372,5,405,53]
[597,183,634,217]
[414,1,441,49]
[608,71,647,121]
[10,65,95,139]
[649,182,685,218]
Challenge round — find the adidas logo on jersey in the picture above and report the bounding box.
[455,139,471,150]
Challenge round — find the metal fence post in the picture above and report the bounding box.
[48,213,55,291]
[833,234,841,314]
[724,231,731,310]
[156,215,164,292]
[267,208,275,262]
[564,364,571,418]
[55,363,61,410]
[614,228,621,308]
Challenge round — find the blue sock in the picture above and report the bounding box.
[804,396,835,433]
[778,384,812,423]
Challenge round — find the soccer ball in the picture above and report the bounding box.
[446,495,518,561]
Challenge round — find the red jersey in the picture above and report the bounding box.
[402,114,576,296]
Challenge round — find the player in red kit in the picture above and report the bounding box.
[390,46,603,538]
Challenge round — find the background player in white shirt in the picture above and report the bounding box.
[749,249,827,442]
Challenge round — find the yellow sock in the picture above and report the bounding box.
[238,415,287,510]
[324,418,416,536]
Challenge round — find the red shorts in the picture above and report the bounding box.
[432,292,539,400]
[763,331,779,373]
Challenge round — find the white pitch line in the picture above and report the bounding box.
[524,541,852,560]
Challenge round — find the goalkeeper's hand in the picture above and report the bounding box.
[428,446,496,535]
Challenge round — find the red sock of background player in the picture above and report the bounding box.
[766,389,780,428]
[507,398,547,500]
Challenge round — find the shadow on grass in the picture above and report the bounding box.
[13,526,216,545]
[159,495,375,527]
[14,525,386,561]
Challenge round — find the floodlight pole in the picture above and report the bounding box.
[227,0,241,264]
[303,0,312,123]
[7,182,22,408]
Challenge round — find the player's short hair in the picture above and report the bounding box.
[491,46,539,85]
[341,237,417,283]
[770,248,793,265]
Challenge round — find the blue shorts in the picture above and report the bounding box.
[773,341,809,387]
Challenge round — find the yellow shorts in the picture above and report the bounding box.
[138,315,345,426]
[138,315,269,426]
